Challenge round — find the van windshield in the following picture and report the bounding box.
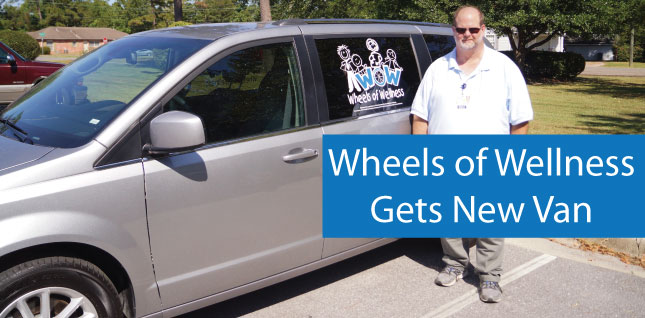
[0,36,209,148]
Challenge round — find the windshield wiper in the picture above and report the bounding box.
[0,118,28,135]
[0,118,32,144]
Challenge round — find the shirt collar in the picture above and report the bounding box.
[447,46,492,73]
[447,48,459,70]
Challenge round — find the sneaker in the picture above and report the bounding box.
[434,266,468,287]
[479,281,503,303]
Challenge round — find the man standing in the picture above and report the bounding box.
[410,6,533,303]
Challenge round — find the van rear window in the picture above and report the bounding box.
[315,37,421,120]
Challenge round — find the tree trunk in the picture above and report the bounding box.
[514,48,529,77]
[511,30,529,77]
[174,0,183,22]
[260,0,272,22]
[37,0,43,22]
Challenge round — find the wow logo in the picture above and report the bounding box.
[354,66,402,90]
[337,39,404,93]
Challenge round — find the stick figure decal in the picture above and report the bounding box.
[384,49,402,71]
[337,38,403,93]
[338,45,363,93]
[366,38,383,67]
[335,38,407,114]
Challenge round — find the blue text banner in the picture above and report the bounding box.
[322,135,644,238]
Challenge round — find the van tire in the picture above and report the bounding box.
[0,257,121,318]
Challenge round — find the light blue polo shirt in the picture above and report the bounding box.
[410,46,533,134]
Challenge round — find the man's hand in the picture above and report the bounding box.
[510,121,529,135]
[412,115,428,135]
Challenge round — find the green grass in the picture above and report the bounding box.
[36,53,81,64]
[600,62,645,68]
[83,59,163,103]
[47,53,82,58]
[528,75,645,134]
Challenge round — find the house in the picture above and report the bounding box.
[484,29,615,61]
[27,27,128,54]
[563,38,614,61]
[485,29,565,52]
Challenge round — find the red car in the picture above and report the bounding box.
[0,41,63,105]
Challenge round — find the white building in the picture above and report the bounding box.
[563,42,614,61]
[485,29,565,52]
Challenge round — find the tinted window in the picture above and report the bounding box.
[316,37,421,120]
[0,46,8,63]
[424,35,455,61]
[165,42,305,144]
[0,42,26,62]
[0,36,209,148]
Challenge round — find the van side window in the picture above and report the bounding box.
[164,42,305,144]
[424,35,455,61]
[315,37,421,120]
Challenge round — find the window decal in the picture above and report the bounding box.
[336,38,406,114]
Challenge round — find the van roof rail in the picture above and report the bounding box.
[304,18,449,27]
[272,18,450,28]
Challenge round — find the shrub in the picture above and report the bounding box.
[613,45,644,62]
[0,30,40,60]
[526,51,585,80]
[42,46,51,55]
[501,50,585,80]
[167,21,193,28]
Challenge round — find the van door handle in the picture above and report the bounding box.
[282,148,319,163]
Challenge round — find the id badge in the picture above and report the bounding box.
[456,95,468,109]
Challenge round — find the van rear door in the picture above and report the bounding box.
[301,24,428,257]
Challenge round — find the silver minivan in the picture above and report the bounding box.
[0,20,455,317]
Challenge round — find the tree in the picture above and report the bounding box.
[84,0,119,29]
[182,0,252,24]
[412,0,622,73]
[0,0,259,33]
[112,0,172,33]
[271,0,413,20]
[614,0,645,66]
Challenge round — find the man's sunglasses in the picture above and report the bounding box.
[455,27,481,34]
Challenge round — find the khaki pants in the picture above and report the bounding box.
[440,238,504,282]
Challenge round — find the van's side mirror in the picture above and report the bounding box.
[6,55,16,65]
[144,111,205,155]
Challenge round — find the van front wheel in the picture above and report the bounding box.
[0,257,121,318]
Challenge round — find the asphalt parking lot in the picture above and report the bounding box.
[180,238,645,318]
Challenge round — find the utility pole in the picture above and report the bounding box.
[629,27,634,67]
[260,0,272,22]
[174,0,183,22]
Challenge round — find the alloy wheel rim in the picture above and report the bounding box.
[0,287,98,318]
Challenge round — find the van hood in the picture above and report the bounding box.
[0,136,54,173]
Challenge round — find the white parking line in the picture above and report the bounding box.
[421,254,557,318]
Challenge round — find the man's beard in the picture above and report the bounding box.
[455,36,482,50]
